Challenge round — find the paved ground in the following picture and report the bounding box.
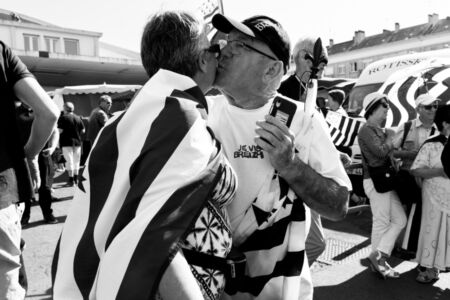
[22,181,450,300]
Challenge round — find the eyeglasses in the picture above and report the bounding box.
[376,99,389,109]
[380,102,389,109]
[219,39,278,61]
[421,104,438,111]
[205,44,221,58]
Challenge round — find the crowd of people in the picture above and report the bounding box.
[1,8,449,300]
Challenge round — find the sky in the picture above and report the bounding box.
[3,0,450,53]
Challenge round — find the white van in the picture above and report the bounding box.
[347,49,450,127]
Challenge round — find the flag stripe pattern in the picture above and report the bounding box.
[379,65,450,127]
[72,113,123,298]
[318,77,356,97]
[325,111,365,147]
[225,172,308,298]
[52,70,229,300]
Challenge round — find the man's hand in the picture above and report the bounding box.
[254,115,295,173]
[254,115,349,221]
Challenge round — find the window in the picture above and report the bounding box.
[351,62,358,72]
[44,36,59,53]
[337,64,346,75]
[64,38,79,55]
[24,34,39,51]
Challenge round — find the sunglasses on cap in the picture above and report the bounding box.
[421,103,438,111]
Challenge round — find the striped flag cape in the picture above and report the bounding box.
[326,110,365,147]
[52,69,229,300]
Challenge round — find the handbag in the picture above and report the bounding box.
[368,163,397,193]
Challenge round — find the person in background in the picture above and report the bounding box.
[410,104,450,283]
[0,40,59,299]
[53,11,236,300]
[37,128,59,224]
[15,102,39,226]
[442,136,450,176]
[58,102,85,186]
[278,35,328,102]
[327,89,347,116]
[86,95,112,147]
[391,93,439,259]
[277,36,330,267]
[208,14,350,299]
[358,92,407,279]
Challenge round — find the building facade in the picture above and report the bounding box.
[326,13,450,78]
[0,9,147,90]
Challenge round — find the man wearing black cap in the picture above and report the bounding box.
[207,14,351,300]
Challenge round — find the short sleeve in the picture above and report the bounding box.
[300,115,352,190]
[411,143,431,170]
[2,41,33,87]
[392,123,405,149]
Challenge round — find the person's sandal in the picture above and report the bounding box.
[382,262,400,278]
[416,268,439,284]
[366,251,387,279]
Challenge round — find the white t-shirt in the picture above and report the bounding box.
[207,94,351,300]
[207,94,351,229]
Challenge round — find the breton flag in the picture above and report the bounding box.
[371,60,450,127]
[198,0,224,39]
[326,110,365,147]
[52,70,227,300]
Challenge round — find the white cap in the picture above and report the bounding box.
[415,94,439,106]
[363,92,387,113]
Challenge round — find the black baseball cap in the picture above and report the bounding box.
[212,13,291,74]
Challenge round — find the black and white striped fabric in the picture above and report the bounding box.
[318,77,356,96]
[52,69,230,300]
[377,65,450,127]
[326,110,365,147]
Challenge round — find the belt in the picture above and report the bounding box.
[182,247,246,280]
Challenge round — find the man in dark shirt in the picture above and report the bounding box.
[0,41,59,299]
[278,36,328,102]
[58,102,85,186]
[87,95,112,144]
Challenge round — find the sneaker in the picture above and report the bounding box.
[44,214,58,224]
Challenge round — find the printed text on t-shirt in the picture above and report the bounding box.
[234,145,264,159]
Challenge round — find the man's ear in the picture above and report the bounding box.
[197,50,209,74]
[263,60,283,83]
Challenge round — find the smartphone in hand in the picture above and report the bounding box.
[269,97,297,128]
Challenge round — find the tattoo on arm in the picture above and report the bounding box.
[280,157,349,221]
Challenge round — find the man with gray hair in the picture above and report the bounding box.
[53,10,235,300]
[278,36,328,102]
[208,16,350,300]
[278,36,330,267]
